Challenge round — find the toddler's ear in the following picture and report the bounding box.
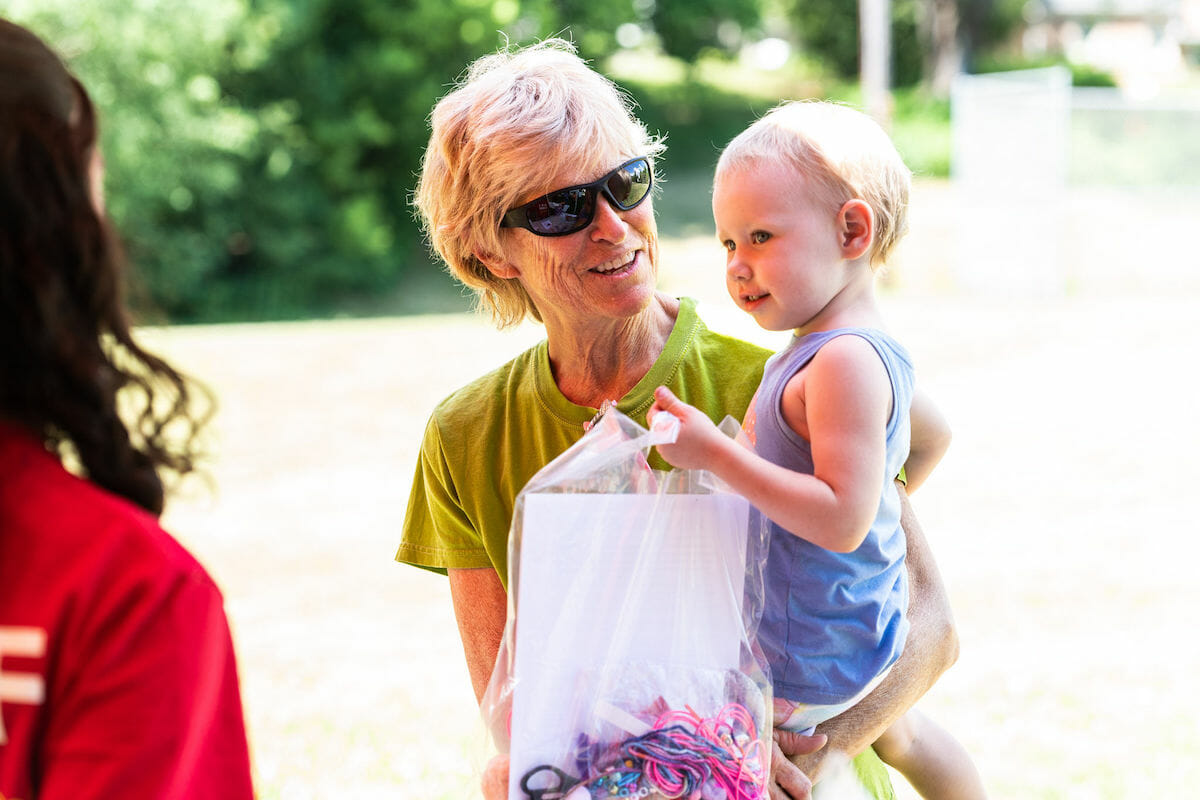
[837,199,874,260]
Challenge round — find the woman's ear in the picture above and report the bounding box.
[474,249,520,280]
[837,199,874,261]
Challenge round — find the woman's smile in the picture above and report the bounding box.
[588,249,641,277]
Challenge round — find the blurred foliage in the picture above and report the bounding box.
[3,0,258,321]
[958,0,1027,71]
[208,0,504,321]
[973,52,1119,87]
[623,77,777,172]
[782,0,1025,87]
[887,88,952,178]
[783,0,865,83]
[650,0,761,64]
[782,0,927,86]
[1066,63,1119,88]
[620,76,778,236]
[3,0,1007,322]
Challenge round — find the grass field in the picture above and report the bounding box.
[145,180,1200,799]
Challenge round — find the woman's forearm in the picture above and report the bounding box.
[904,387,952,493]
[448,567,508,704]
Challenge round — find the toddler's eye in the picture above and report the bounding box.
[750,231,771,244]
[722,239,736,252]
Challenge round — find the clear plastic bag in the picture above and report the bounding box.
[482,406,772,800]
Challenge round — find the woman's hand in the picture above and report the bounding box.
[481,754,509,800]
[481,734,827,800]
[770,728,828,799]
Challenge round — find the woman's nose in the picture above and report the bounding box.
[589,195,628,243]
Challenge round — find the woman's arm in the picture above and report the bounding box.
[782,486,959,781]
[448,567,508,704]
[452,567,513,800]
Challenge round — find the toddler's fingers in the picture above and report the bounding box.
[646,400,663,426]
[652,385,684,413]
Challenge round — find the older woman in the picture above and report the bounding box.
[398,39,957,799]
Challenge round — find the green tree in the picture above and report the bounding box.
[957,0,1026,71]
[782,0,1025,89]
[214,0,648,320]
[535,0,639,59]
[783,0,924,86]
[211,0,512,319]
[7,0,826,321]
[649,0,762,63]
[3,0,261,320]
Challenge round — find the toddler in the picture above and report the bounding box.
[650,101,985,800]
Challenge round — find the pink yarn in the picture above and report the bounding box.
[625,703,767,800]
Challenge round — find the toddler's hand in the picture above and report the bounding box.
[648,386,726,470]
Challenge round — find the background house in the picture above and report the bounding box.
[1025,0,1200,93]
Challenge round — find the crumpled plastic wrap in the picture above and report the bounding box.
[482,406,773,800]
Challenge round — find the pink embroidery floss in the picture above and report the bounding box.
[622,703,767,800]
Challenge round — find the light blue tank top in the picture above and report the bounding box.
[749,328,913,704]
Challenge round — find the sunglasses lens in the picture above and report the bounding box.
[527,188,595,235]
[607,159,651,209]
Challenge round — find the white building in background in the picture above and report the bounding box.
[1024,0,1200,93]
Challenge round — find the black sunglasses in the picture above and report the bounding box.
[500,156,653,237]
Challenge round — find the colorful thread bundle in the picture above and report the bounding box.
[621,703,767,800]
[519,703,767,800]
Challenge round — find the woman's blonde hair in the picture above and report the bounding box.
[716,100,911,268]
[414,38,664,327]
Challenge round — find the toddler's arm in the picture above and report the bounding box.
[650,335,891,554]
[903,387,951,493]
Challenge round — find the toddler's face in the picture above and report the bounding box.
[712,161,845,333]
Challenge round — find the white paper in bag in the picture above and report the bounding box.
[509,493,752,796]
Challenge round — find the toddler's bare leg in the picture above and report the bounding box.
[873,709,987,800]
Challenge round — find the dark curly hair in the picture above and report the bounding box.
[0,18,211,515]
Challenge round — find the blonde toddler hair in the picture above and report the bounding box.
[716,101,911,268]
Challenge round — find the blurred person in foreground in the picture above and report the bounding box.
[0,18,254,800]
[398,38,958,799]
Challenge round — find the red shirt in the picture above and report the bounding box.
[0,424,253,800]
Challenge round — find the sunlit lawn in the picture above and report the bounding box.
[148,180,1200,798]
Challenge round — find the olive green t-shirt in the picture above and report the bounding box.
[397,297,895,799]
[398,297,769,584]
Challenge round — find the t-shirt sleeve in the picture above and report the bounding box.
[39,558,254,800]
[852,747,897,799]
[397,413,492,574]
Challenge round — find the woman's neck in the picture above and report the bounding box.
[546,293,679,409]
